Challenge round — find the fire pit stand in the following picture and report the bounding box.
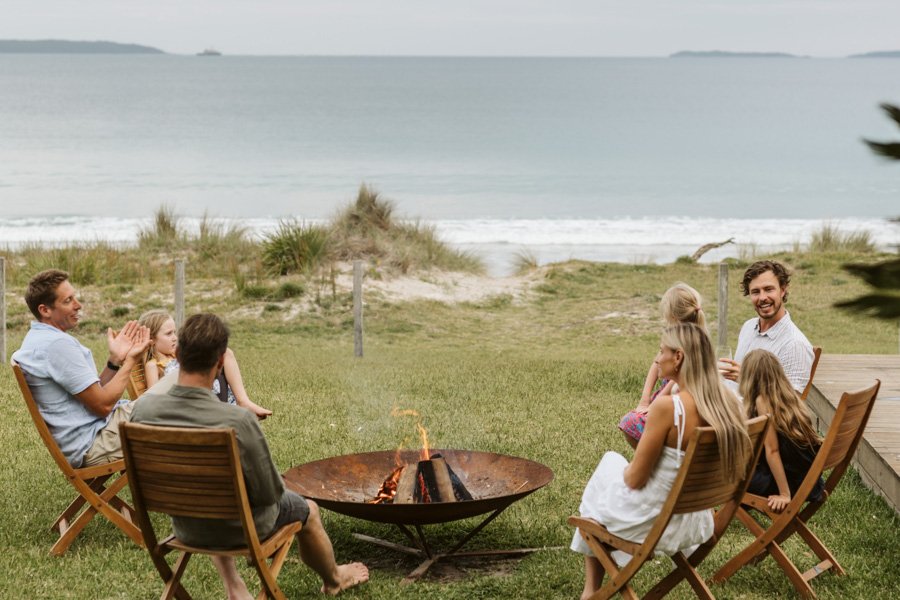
[283,448,555,583]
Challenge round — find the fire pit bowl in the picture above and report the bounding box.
[283,448,554,526]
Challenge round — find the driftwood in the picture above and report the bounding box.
[691,237,735,262]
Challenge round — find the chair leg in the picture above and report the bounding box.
[711,508,771,583]
[765,539,817,599]
[157,551,192,600]
[589,546,639,600]
[671,552,715,600]
[254,540,294,600]
[89,476,144,547]
[793,519,844,577]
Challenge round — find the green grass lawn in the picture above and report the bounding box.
[1,254,898,598]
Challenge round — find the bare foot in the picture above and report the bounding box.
[321,563,369,596]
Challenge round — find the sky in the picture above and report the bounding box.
[2,1,899,57]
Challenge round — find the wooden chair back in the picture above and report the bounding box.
[10,359,143,555]
[121,424,249,523]
[126,359,149,400]
[713,380,881,598]
[819,381,879,475]
[650,416,769,541]
[120,422,301,600]
[672,417,769,514]
[799,346,823,401]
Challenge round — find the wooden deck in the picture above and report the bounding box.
[807,354,900,514]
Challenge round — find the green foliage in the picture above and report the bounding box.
[329,185,483,274]
[261,220,331,276]
[274,281,305,299]
[864,103,900,160]
[12,241,151,286]
[835,258,900,319]
[111,306,130,318]
[196,213,252,260]
[808,223,876,253]
[138,204,181,249]
[674,254,695,264]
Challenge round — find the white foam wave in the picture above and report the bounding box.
[1,216,896,276]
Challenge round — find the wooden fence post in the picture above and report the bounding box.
[353,260,363,358]
[174,259,185,328]
[0,257,6,363]
[717,262,728,352]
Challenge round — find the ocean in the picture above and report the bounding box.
[1,55,898,274]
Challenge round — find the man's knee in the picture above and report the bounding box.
[306,499,321,522]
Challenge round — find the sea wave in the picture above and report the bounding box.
[1,216,896,275]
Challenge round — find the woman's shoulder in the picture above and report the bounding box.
[648,393,677,418]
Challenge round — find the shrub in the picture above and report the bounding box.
[138,204,181,249]
[262,220,331,275]
[274,282,305,299]
[196,213,250,260]
[809,223,876,253]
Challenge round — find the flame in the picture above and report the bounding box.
[391,407,420,418]
[416,423,430,461]
[369,465,403,504]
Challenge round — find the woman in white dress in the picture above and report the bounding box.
[572,323,751,600]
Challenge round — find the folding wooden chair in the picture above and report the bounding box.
[120,423,302,600]
[568,415,769,599]
[800,346,823,401]
[126,359,149,400]
[11,360,144,555]
[712,380,880,599]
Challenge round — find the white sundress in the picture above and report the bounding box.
[571,394,714,566]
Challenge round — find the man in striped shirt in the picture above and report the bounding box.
[720,260,814,393]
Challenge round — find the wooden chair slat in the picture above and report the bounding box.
[800,346,823,401]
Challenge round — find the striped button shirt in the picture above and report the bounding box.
[734,311,814,393]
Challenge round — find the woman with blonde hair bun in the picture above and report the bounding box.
[618,282,705,446]
[572,323,751,599]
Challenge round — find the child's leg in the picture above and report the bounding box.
[223,348,273,418]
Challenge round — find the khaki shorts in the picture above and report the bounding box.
[82,400,137,467]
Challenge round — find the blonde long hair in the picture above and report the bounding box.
[661,282,706,329]
[138,309,174,368]
[661,323,751,481]
[740,350,821,449]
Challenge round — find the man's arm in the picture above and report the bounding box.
[76,359,138,416]
[78,325,149,416]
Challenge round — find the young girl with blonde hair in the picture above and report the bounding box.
[618,282,706,445]
[740,349,824,511]
[139,309,272,419]
[573,323,751,599]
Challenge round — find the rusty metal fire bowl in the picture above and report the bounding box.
[283,448,554,526]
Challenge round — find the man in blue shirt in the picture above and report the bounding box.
[12,269,150,467]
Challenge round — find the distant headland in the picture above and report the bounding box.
[848,50,900,58]
[0,40,165,54]
[670,50,802,58]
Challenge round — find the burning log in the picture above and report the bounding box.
[371,453,473,504]
[394,463,418,504]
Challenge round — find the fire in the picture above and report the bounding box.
[416,423,430,461]
[370,406,435,503]
[369,465,403,504]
